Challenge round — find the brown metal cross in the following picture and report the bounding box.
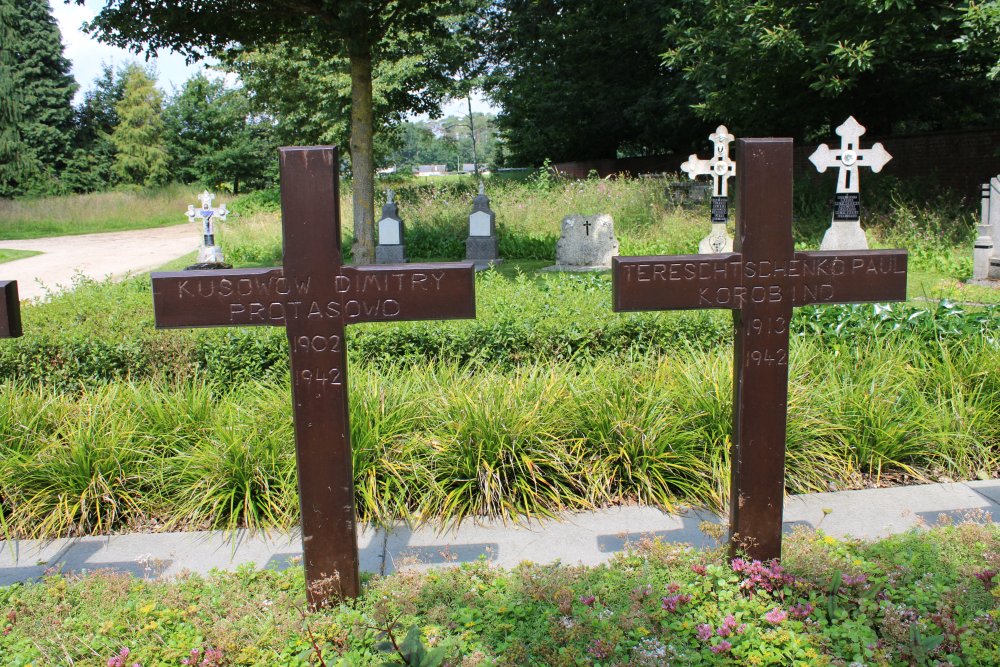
[613,139,907,561]
[151,147,476,605]
[1,281,21,338]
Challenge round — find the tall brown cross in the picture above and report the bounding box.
[613,139,907,561]
[151,147,476,605]
[1,281,21,338]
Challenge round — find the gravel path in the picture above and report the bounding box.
[0,224,195,301]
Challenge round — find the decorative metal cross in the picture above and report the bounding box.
[152,147,476,605]
[682,126,736,253]
[614,139,907,561]
[1,280,21,338]
[187,190,230,265]
[809,116,892,250]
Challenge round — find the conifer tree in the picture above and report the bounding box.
[111,64,169,186]
[0,0,77,196]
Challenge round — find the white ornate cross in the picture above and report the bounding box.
[808,116,891,194]
[681,125,736,197]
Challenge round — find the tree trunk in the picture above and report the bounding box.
[349,50,375,265]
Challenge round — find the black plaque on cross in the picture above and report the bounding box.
[151,147,476,604]
[1,281,22,338]
[613,139,907,561]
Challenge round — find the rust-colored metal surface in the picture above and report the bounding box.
[152,147,476,605]
[613,139,907,562]
[0,281,22,338]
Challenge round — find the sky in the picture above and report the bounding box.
[51,0,495,117]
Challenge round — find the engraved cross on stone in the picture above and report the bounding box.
[583,219,592,236]
[809,116,892,250]
[682,125,736,253]
[1,280,22,338]
[152,147,476,605]
[614,139,907,561]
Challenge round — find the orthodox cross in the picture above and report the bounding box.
[809,116,892,250]
[1,281,21,338]
[152,147,476,606]
[614,139,907,561]
[187,190,230,266]
[682,125,736,253]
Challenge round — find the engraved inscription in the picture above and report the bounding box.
[711,196,728,223]
[746,348,788,367]
[833,193,860,221]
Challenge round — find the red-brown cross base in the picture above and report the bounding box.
[1,281,22,338]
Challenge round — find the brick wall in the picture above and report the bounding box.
[555,128,1000,196]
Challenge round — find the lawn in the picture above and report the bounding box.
[0,249,41,264]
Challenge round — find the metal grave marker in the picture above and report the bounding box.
[681,125,736,253]
[613,139,907,561]
[809,116,892,251]
[187,191,231,269]
[1,280,22,338]
[151,147,476,604]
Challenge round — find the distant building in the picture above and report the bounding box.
[414,164,448,176]
[376,166,398,176]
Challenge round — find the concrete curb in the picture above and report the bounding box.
[2,479,997,587]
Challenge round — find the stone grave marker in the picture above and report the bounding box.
[376,189,406,264]
[466,182,502,270]
[613,138,907,561]
[544,214,619,271]
[681,125,736,253]
[151,147,476,605]
[809,116,892,251]
[1,280,22,338]
[186,191,232,270]
[972,176,1000,282]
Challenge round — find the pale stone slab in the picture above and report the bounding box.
[544,214,619,271]
[378,217,401,246]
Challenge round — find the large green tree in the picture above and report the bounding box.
[163,74,273,193]
[63,63,127,192]
[483,0,700,166]
[84,0,477,263]
[111,64,169,186]
[1,0,77,196]
[662,0,1000,139]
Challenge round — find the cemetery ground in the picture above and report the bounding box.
[1,172,999,665]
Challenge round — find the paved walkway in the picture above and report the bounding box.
[1,480,997,586]
[0,225,194,301]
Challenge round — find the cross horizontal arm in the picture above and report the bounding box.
[791,250,907,306]
[1,281,21,338]
[345,263,476,322]
[152,269,285,329]
[613,254,742,311]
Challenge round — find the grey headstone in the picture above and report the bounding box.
[466,183,502,270]
[544,214,619,271]
[376,189,406,264]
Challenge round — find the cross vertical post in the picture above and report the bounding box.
[1,281,22,338]
[151,146,476,605]
[613,138,907,561]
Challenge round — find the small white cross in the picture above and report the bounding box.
[198,190,215,209]
[809,116,892,194]
[681,125,736,197]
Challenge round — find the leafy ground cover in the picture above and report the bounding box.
[2,521,998,666]
[0,185,193,240]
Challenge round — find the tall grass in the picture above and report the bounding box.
[1,336,996,539]
[0,184,195,240]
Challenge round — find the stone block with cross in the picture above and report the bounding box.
[151,147,476,606]
[681,125,736,253]
[544,214,619,271]
[614,138,907,561]
[809,116,892,251]
[972,175,1000,282]
[1,280,21,339]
